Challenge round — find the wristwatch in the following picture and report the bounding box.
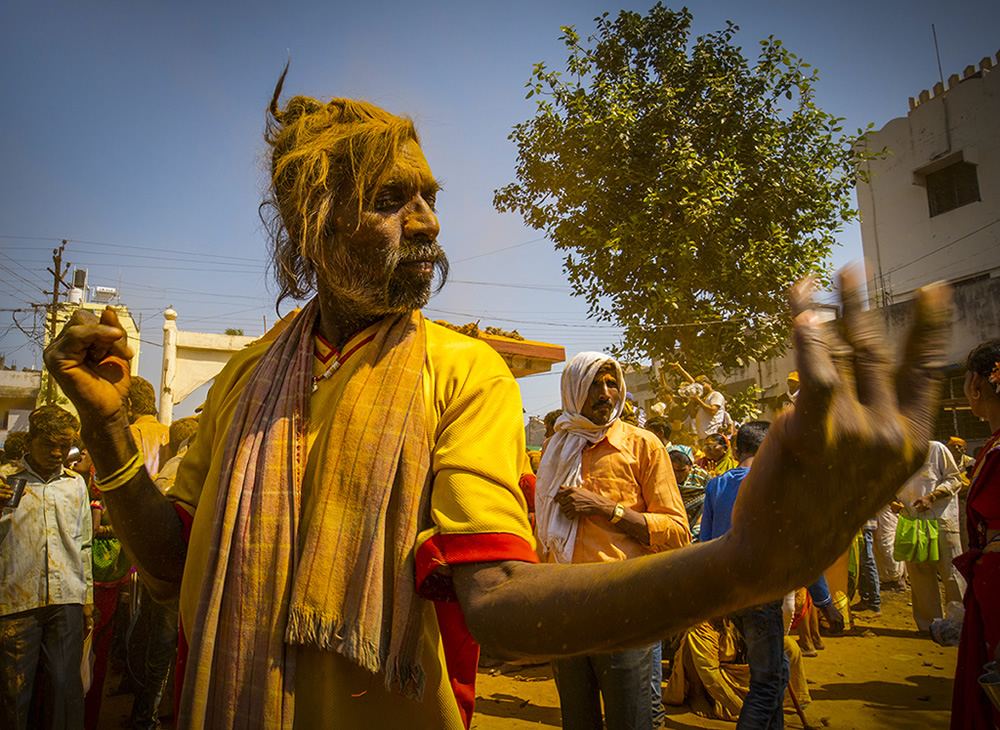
[609,503,625,524]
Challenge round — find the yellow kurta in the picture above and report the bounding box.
[168,318,535,728]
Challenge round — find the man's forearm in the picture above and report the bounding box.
[939,472,962,498]
[455,535,760,661]
[81,409,187,596]
[101,475,187,597]
[79,408,139,478]
[674,364,695,384]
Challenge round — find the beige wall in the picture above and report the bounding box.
[159,308,256,425]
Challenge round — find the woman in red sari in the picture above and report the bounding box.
[952,338,1000,729]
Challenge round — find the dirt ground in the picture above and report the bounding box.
[471,587,959,730]
[92,585,959,729]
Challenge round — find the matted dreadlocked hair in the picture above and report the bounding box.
[261,64,421,306]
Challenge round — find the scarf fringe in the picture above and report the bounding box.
[386,656,427,701]
[286,607,381,672]
[285,607,427,701]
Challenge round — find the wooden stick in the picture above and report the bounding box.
[787,682,814,729]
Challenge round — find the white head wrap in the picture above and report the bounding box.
[535,352,625,563]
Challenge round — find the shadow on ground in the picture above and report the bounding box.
[811,673,954,708]
[473,692,562,725]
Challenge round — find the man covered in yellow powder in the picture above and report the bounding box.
[0,406,94,730]
[948,436,976,551]
[127,376,170,478]
[44,67,953,729]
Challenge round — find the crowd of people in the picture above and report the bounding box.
[0,378,197,730]
[0,74,995,730]
[518,344,1000,729]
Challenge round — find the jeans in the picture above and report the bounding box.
[858,526,881,610]
[806,574,831,608]
[0,604,85,730]
[733,601,788,730]
[129,586,178,730]
[552,645,655,730]
[650,642,664,728]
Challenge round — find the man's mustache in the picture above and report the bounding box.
[392,241,449,294]
[398,241,446,264]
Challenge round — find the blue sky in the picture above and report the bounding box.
[2,0,998,419]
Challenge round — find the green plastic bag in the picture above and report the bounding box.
[893,514,940,563]
[92,537,131,583]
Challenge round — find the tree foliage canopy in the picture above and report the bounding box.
[495,4,873,373]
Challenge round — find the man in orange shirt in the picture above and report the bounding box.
[536,352,690,729]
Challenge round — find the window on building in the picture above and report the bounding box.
[926,161,981,217]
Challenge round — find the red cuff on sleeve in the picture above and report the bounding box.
[518,473,536,512]
[434,601,478,729]
[173,503,194,543]
[415,532,537,602]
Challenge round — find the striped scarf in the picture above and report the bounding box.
[178,299,432,729]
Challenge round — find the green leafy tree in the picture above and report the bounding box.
[727,382,764,423]
[495,4,874,373]
[224,328,244,337]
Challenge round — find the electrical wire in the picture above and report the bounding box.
[450,237,547,264]
[447,279,573,293]
[882,217,999,277]
[0,263,47,292]
[0,235,264,265]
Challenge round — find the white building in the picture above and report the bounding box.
[857,52,999,305]
[855,51,1000,450]
[708,52,999,450]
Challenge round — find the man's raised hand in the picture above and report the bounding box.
[43,307,134,422]
[726,266,951,596]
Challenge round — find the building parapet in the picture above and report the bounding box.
[909,51,998,111]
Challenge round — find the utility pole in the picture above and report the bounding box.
[44,240,70,404]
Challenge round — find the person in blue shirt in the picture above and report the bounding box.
[701,421,788,729]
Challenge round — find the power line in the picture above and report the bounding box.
[425,307,620,329]
[3,247,263,269]
[447,279,573,293]
[10,259,263,275]
[883,246,998,294]
[158,287,273,302]
[7,241,582,298]
[451,236,547,264]
[0,235,264,265]
[0,250,49,286]
[882,217,1000,277]
[176,305,271,322]
[0,262,46,291]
